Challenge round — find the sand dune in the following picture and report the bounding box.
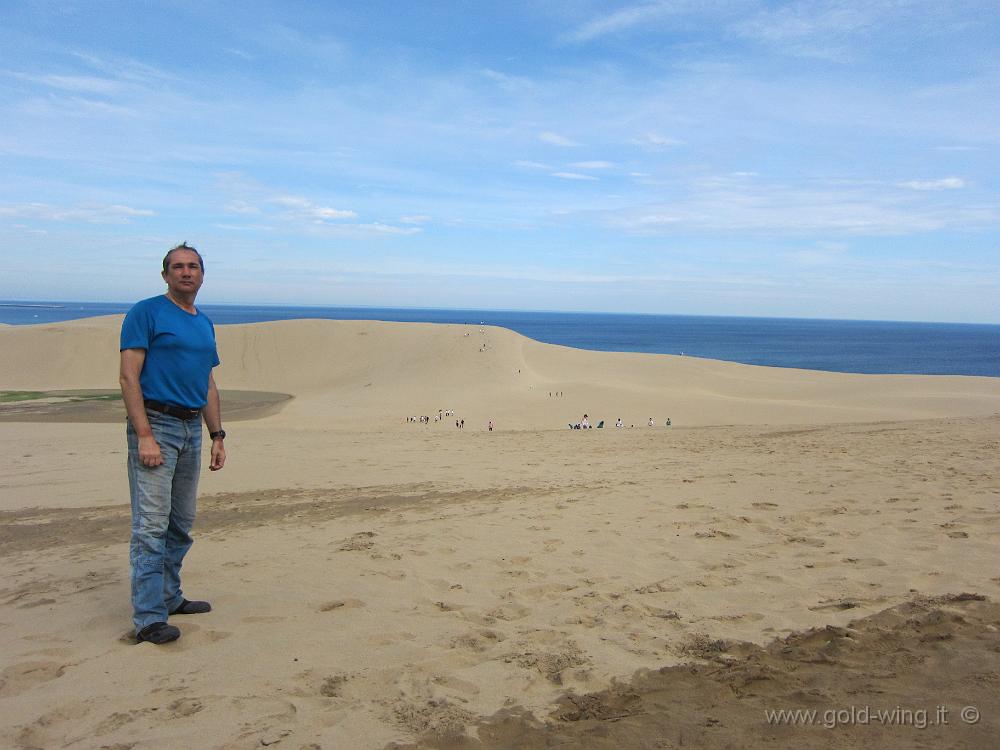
[1,314,998,749]
[2,315,998,428]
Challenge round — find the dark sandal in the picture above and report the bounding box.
[136,622,180,644]
[170,599,212,615]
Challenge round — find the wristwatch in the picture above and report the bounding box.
[210,429,226,441]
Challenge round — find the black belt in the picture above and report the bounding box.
[144,400,201,421]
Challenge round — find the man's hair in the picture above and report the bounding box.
[162,242,205,273]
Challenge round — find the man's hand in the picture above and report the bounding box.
[210,439,226,471]
[138,435,163,467]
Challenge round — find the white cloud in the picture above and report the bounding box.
[562,1,680,43]
[539,131,580,147]
[635,214,680,226]
[271,195,357,221]
[400,215,431,224]
[897,177,965,191]
[312,207,357,219]
[357,223,422,235]
[569,161,614,169]
[603,175,996,235]
[225,200,260,215]
[10,223,48,234]
[630,133,683,148]
[0,202,154,223]
[17,95,138,119]
[68,51,177,85]
[551,172,599,181]
[513,160,553,169]
[732,0,945,61]
[8,72,123,95]
[481,68,534,92]
[213,223,275,231]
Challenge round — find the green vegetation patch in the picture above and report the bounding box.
[0,391,46,403]
[0,390,123,404]
[56,390,122,402]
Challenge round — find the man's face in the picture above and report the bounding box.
[161,249,204,297]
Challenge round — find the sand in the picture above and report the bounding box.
[1,315,999,749]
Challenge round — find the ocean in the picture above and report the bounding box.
[2,301,998,378]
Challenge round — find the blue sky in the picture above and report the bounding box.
[1,1,998,322]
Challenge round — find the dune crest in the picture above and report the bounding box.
[1,314,998,427]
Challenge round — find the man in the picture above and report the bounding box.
[119,242,226,645]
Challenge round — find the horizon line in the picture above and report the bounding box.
[0,298,998,328]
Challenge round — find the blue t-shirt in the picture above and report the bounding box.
[120,295,220,409]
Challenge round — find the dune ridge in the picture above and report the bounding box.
[2,315,998,428]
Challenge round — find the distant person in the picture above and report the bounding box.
[581,414,590,429]
[460,419,465,429]
[648,417,654,426]
[119,242,226,646]
[616,418,623,428]
[488,419,494,431]
[666,418,671,426]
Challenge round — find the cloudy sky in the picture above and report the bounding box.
[1,0,998,322]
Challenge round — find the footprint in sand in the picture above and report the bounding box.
[523,582,577,600]
[694,529,736,539]
[784,535,825,547]
[318,599,364,612]
[387,696,475,737]
[503,569,529,578]
[168,697,204,717]
[450,628,505,652]
[319,673,351,697]
[483,604,530,622]
[643,606,680,620]
[634,580,676,595]
[95,708,153,735]
[841,557,887,567]
[339,531,377,551]
[367,631,416,646]
[508,638,589,685]
[711,612,765,623]
[17,597,57,609]
[809,598,865,612]
[0,660,67,697]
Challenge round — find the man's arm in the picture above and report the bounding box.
[203,371,226,471]
[119,348,163,467]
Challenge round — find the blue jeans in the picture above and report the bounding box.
[127,409,202,630]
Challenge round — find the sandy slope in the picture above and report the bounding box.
[1,315,998,749]
[2,315,998,430]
